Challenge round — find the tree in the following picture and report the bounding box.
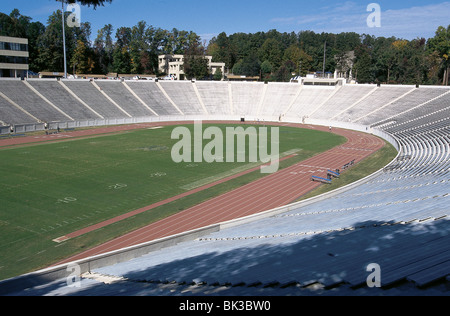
[258,38,283,69]
[206,41,219,58]
[36,9,92,72]
[55,0,112,75]
[139,51,153,75]
[36,10,69,72]
[283,45,301,71]
[3,5,449,84]
[213,68,223,81]
[71,39,95,74]
[260,60,273,78]
[0,9,29,37]
[112,46,131,74]
[227,32,262,70]
[408,38,428,85]
[376,40,396,83]
[354,44,374,83]
[232,60,243,75]
[425,50,443,85]
[298,49,313,76]
[27,21,46,72]
[183,41,209,80]
[0,9,46,72]
[65,0,112,8]
[94,24,114,73]
[273,60,296,82]
[111,26,132,73]
[427,25,450,85]
[207,32,235,72]
[146,26,171,74]
[129,21,148,74]
[233,53,261,77]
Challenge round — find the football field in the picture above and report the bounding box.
[0,123,348,279]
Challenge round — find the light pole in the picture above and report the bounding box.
[57,0,68,79]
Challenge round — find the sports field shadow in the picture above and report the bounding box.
[5,218,449,296]
[66,218,450,296]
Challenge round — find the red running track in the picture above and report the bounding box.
[56,123,385,264]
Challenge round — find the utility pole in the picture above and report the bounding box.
[322,40,327,79]
[445,66,449,86]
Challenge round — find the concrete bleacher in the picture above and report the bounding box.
[61,80,128,119]
[0,80,70,123]
[359,87,450,126]
[259,83,300,118]
[285,85,336,119]
[195,81,231,116]
[11,215,447,295]
[378,91,450,132]
[0,90,38,125]
[95,81,157,118]
[124,81,180,116]
[334,86,415,123]
[1,79,449,295]
[230,82,265,117]
[158,81,206,116]
[312,85,377,120]
[27,79,100,121]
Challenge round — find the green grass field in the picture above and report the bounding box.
[0,123,351,280]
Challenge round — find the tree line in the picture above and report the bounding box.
[0,7,448,84]
[207,27,449,85]
[0,9,203,77]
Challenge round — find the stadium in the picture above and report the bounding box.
[0,77,448,297]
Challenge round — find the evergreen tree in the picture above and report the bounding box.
[93,24,114,73]
[213,68,223,81]
[183,41,209,80]
[260,60,273,78]
[354,45,374,83]
[258,38,283,70]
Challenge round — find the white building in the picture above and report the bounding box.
[158,54,225,80]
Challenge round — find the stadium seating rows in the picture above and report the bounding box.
[1,79,449,127]
[1,78,449,296]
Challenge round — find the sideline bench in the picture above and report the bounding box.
[311,175,332,184]
[327,169,340,178]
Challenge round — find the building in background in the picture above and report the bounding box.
[158,54,225,80]
[0,36,29,78]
